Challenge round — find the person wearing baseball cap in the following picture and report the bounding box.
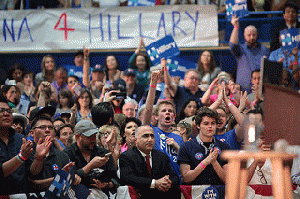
[12,113,28,136]
[27,115,80,192]
[90,64,106,99]
[123,68,145,103]
[26,106,57,143]
[64,119,119,189]
[74,119,99,137]
[29,106,56,122]
[92,64,105,73]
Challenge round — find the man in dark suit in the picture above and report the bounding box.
[119,125,180,199]
[270,2,300,52]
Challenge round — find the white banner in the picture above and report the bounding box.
[0,5,218,52]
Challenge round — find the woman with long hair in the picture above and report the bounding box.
[1,85,19,108]
[104,55,123,85]
[35,55,56,85]
[176,99,200,123]
[74,88,93,123]
[197,50,221,90]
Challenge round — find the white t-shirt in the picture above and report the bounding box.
[248,158,272,185]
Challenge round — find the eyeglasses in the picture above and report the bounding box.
[257,168,268,184]
[100,132,110,137]
[123,108,136,112]
[33,125,55,131]
[179,121,188,127]
[0,108,13,114]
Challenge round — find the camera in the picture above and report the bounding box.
[88,168,113,184]
[218,76,229,84]
[115,92,127,99]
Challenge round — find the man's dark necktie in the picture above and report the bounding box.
[145,155,152,177]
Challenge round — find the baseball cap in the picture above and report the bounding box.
[112,78,127,92]
[123,68,136,76]
[13,113,28,127]
[75,120,98,137]
[29,106,56,121]
[92,64,105,73]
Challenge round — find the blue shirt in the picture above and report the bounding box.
[229,42,270,93]
[152,126,184,178]
[64,65,92,84]
[51,81,68,94]
[269,47,300,74]
[214,129,242,150]
[173,86,204,113]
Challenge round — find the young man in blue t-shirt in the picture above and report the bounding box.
[64,51,85,84]
[64,48,92,85]
[209,86,245,150]
[142,67,184,178]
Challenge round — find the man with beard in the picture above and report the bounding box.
[143,69,184,178]
[229,15,269,93]
[64,120,118,190]
[209,88,245,150]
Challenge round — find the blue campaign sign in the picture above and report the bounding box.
[146,35,180,65]
[280,28,300,51]
[45,168,89,199]
[226,0,249,22]
[166,56,197,79]
[128,0,155,6]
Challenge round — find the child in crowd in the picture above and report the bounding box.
[56,89,74,115]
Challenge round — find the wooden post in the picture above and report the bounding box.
[222,151,296,199]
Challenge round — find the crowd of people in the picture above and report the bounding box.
[1,0,300,198]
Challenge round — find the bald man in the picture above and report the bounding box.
[119,126,180,199]
[229,15,269,93]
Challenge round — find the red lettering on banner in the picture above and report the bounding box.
[54,13,75,40]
